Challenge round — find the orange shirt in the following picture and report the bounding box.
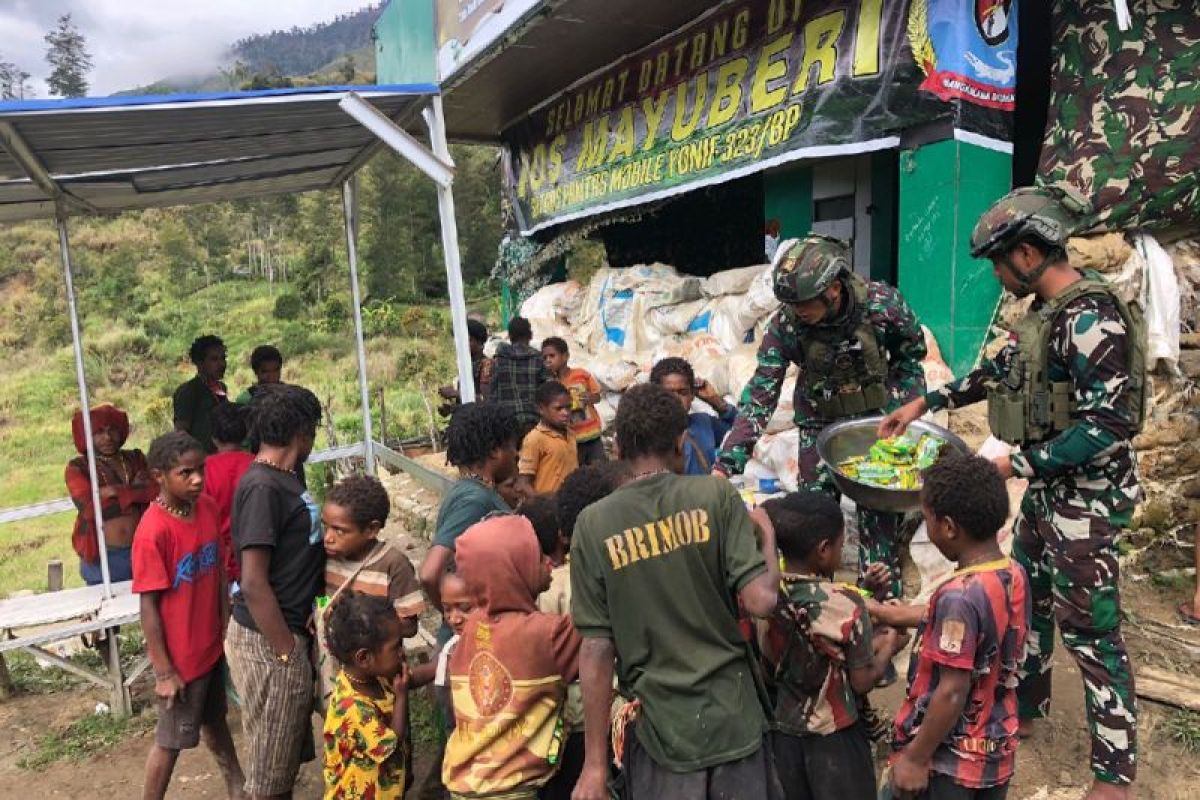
[519,422,578,494]
[559,367,603,442]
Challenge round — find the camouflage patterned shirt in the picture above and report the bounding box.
[717,280,927,474]
[762,576,875,737]
[925,293,1140,515]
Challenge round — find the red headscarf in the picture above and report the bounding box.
[71,404,130,455]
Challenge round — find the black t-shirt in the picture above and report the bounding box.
[231,463,324,635]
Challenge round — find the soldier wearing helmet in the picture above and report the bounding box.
[716,234,928,599]
[881,186,1143,798]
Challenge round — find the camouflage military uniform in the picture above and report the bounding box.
[924,292,1140,785]
[1039,3,1200,236]
[717,280,927,598]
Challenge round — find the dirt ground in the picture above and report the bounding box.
[1,457,1196,798]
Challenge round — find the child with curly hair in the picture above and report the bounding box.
[871,455,1030,800]
[317,475,424,712]
[322,592,412,800]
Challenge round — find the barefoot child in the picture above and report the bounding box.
[760,492,907,800]
[318,475,425,712]
[134,431,245,800]
[871,455,1030,800]
[516,381,578,497]
[323,592,412,800]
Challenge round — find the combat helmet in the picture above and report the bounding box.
[970,185,1090,259]
[772,235,850,304]
[971,185,1089,293]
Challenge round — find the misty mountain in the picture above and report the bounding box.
[232,5,381,77]
[119,3,381,95]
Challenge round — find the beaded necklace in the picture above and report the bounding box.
[255,456,295,474]
[98,453,130,485]
[155,496,193,518]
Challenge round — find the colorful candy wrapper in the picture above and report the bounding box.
[837,433,945,490]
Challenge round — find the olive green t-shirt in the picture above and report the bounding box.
[570,473,768,772]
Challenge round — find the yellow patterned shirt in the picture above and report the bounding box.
[323,671,407,800]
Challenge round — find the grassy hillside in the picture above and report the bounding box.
[0,273,489,596]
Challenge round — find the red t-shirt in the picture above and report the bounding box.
[891,559,1031,789]
[201,449,253,582]
[132,495,225,683]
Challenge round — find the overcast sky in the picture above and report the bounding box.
[0,0,372,97]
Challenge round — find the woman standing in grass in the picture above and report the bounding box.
[65,403,156,585]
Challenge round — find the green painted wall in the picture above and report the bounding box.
[764,167,813,241]
[897,138,1011,376]
[375,0,437,85]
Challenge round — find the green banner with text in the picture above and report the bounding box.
[503,0,1017,233]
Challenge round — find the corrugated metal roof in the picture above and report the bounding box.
[437,0,714,141]
[0,84,438,222]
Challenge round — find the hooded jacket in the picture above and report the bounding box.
[65,405,155,562]
[442,515,581,797]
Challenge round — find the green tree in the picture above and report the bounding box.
[0,58,33,100]
[44,14,92,98]
[158,218,203,296]
[362,151,436,301]
[449,145,503,283]
[241,67,294,90]
[293,190,344,304]
[219,60,251,90]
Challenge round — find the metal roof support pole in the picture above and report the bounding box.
[336,92,472,401]
[341,177,376,474]
[56,214,113,599]
[424,96,476,403]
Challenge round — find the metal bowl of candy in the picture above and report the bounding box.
[816,416,970,513]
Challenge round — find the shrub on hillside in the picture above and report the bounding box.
[273,292,304,320]
[322,297,349,331]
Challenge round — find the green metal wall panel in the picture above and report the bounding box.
[764,167,813,242]
[375,0,437,85]
[897,138,1011,376]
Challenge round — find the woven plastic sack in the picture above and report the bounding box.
[702,264,769,297]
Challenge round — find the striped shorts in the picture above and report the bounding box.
[224,620,315,796]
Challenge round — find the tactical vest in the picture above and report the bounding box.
[986,271,1147,446]
[799,274,889,420]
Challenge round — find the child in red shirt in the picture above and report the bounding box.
[871,455,1030,800]
[200,402,253,584]
[133,431,245,800]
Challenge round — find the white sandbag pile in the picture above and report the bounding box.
[520,262,956,487]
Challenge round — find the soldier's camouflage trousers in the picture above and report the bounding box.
[1012,484,1137,786]
[797,427,905,599]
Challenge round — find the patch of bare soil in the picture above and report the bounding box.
[0,687,441,799]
